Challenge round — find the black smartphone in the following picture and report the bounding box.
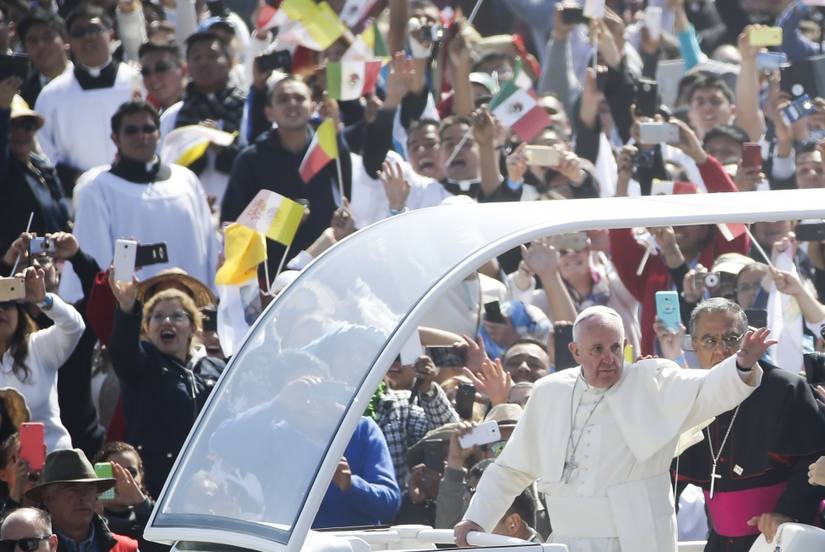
[134,242,169,268]
[455,383,475,420]
[561,7,588,24]
[0,54,31,81]
[636,78,658,118]
[804,352,825,385]
[794,223,825,242]
[201,308,218,332]
[206,0,226,16]
[484,301,506,324]
[596,68,608,92]
[553,323,577,370]
[422,441,446,472]
[425,345,466,367]
[745,309,767,329]
[257,50,292,73]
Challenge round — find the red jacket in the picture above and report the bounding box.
[609,155,749,355]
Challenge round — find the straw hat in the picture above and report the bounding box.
[137,268,216,307]
[26,449,116,503]
[10,95,44,129]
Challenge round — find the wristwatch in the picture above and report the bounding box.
[36,294,54,311]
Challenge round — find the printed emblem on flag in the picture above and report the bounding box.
[349,73,360,85]
[510,102,523,114]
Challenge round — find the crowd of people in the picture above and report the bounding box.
[2,0,825,549]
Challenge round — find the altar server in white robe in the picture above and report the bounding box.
[456,305,773,552]
[35,5,141,188]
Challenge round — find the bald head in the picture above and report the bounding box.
[1,508,56,552]
[572,306,624,343]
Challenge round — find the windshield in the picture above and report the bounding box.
[149,190,825,549]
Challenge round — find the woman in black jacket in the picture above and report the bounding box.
[108,273,224,498]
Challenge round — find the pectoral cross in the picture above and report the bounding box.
[562,460,578,484]
[709,461,721,499]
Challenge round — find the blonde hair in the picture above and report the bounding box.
[142,289,202,335]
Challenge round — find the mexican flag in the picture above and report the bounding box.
[326,60,382,100]
[489,80,550,142]
[299,119,339,182]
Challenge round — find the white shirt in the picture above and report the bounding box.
[58,164,219,302]
[0,295,84,451]
[35,63,141,171]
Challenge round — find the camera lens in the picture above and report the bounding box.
[704,273,720,288]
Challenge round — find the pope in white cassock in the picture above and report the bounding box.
[455,305,773,552]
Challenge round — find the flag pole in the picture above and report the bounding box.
[262,257,272,294]
[443,126,474,169]
[335,154,345,205]
[745,227,776,269]
[271,244,292,290]
[10,212,34,276]
[467,0,485,25]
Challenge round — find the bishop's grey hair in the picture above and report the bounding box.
[688,298,748,337]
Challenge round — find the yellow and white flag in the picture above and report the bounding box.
[236,190,304,246]
[161,125,235,167]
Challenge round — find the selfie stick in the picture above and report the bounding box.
[443,127,474,169]
[745,226,776,269]
[9,212,34,276]
[467,0,485,25]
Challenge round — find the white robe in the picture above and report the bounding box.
[58,164,219,302]
[463,356,761,552]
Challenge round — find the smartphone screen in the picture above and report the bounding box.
[742,143,762,169]
[553,324,577,370]
[425,346,466,367]
[655,291,682,333]
[19,422,45,471]
[484,301,506,324]
[636,79,658,118]
[455,383,475,420]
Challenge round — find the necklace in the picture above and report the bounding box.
[563,375,607,484]
[705,405,740,500]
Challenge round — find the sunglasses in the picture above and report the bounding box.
[68,23,105,39]
[11,120,37,132]
[0,537,50,552]
[122,124,158,136]
[140,62,173,77]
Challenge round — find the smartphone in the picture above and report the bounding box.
[422,440,446,472]
[524,145,561,167]
[794,222,825,242]
[742,142,762,169]
[458,420,502,448]
[0,277,25,302]
[455,383,475,420]
[596,68,608,92]
[257,50,292,73]
[201,307,217,332]
[804,353,825,385]
[484,301,506,324]
[639,122,680,145]
[424,345,466,367]
[584,0,605,19]
[94,463,115,500]
[644,6,662,39]
[113,239,138,282]
[781,94,815,124]
[748,26,783,47]
[655,290,681,333]
[553,323,577,370]
[206,0,226,16]
[561,6,588,24]
[19,422,45,471]
[757,51,789,71]
[0,54,30,81]
[134,242,168,269]
[651,179,675,195]
[745,308,768,328]
[636,79,659,118]
[556,232,588,252]
[29,236,55,256]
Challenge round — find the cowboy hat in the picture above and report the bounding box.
[137,268,216,308]
[25,449,116,503]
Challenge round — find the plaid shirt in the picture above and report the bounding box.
[376,385,459,489]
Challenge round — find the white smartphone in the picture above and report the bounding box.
[0,277,25,302]
[113,239,138,282]
[639,122,680,145]
[459,420,502,449]
[644,6,662,39]
[524,145,561,167]
[584,0,605,19]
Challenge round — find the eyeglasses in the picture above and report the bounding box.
[122,124,158,136]
[140,62,173,77]
[697,334,743,351]
[11,120,37,132]
[0,536,50,552]
[736,282,760,294]
[150,311,190,324]
[68,23,105,39]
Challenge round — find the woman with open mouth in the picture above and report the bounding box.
[108,271,225,500]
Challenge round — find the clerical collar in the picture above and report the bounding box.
[74,59,118,90]
[109,155,172,183]
[441,178,480,197]
[579,374,608,394]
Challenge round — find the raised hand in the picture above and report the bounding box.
[462,357,512,406]
[379,160,410,211]
[110,462,147,506]
[736,328,777,369]
[108,268,139,314]
[506,143,528,184]
[521,239,560,278]
[19,266,46,304]
[49,232,80,261]
[809,456,825,486]
[2,233,32,267]
[331,197,356,241]
[653,317,686,362]
[413,355,439,394]
[471,106,496,146]
[456,334,486,375]
[771,267,804,297]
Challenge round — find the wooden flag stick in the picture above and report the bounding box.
[467,0,485,25]
[335,154,345,205]
[262,256,272,294]
[745,226,775,269]
[443,126,474,169]
[271,243,292,291]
